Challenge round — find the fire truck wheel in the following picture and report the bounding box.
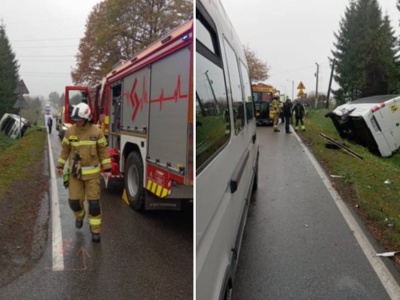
[125,151,145,211]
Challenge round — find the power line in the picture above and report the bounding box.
[11,37,81,42]
[15,45,78,49]
[269,63,331,77]
[18,55,75,58]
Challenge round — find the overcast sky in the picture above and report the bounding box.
[1,0,103,98]
[221,0,399,99]
[2,1,398,100]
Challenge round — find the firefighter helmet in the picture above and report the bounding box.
[71,102,91,121]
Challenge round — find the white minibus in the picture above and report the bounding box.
[196,0,259,298]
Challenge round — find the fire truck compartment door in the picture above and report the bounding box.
[148,47,190,172]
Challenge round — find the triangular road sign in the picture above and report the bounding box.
[297,81,306,90]
[13,94,28,109]
[297,90,305,98]
[14,79,29,95]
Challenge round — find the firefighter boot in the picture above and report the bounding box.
[75,211,85,229]
[92,233,101,242]
[89,200,101,242]
[69,199,85,229]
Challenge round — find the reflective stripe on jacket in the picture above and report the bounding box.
[57,122,111,180]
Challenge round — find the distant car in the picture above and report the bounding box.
[326,94,400,157]
[0,113,30,139]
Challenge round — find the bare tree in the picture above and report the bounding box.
[244,45,270,82]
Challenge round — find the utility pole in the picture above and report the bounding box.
[326,60,335,109]
[205,70,219,114]
[315,63,319,109]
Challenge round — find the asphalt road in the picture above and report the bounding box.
[0,127,193,299]
[231,124,400,300]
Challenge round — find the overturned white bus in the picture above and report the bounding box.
[0,113,30,139]
[326,94,400,157]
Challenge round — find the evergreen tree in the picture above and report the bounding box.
[0,23,19,116]
[331,0,400,103]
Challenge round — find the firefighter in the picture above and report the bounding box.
[271,96,281,132]
[56,102,111,242]
[292,100,306,131]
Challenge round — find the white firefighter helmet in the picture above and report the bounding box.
[71,102,91,121]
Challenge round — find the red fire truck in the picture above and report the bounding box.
[63,20,193,210]
[251,83,277,126]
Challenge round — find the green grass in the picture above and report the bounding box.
[299,109,400,250]
[0,127,46,198]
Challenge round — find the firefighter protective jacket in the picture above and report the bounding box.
[57,122,111,180]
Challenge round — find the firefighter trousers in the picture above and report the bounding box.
[273,113,280,129]
[68,176,102,234]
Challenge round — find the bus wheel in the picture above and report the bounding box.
[125,151,145,211]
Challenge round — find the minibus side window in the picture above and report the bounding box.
[224,39,245,134]
[196,19,216,54]
[196,13,231,172]
[196,54,230,172]
[239,61,254,123]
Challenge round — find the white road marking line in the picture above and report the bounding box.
[47,132,64,271]
[293,132,400,300]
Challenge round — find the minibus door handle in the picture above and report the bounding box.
[230,150,249,193]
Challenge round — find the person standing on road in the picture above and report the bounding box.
[282,98,293,134]
[292,100,306,131]
[47,117,53,134]
[56,102,112,242]
[271,96,281,132]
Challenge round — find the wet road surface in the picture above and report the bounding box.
[0,129,193,299]
[231,124,400,299]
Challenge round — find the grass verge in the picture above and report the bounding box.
[0,127,47,198]
[297,109,400,254]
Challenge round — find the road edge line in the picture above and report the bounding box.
[47,129,64,271]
